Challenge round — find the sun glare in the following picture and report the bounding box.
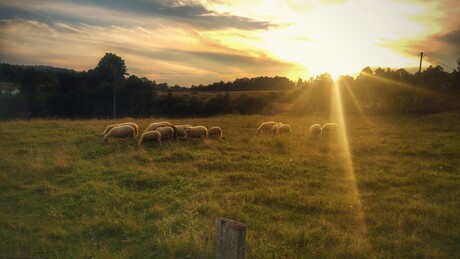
[236,0,440,79]
[330,79,369,247]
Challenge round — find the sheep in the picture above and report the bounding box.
[102,124,118,135]
[208,126,222,139]
[310,124,322,136]
[276,124,291,135]
[257,121,278,133]
[321,123,338,134]
[138,130,161,147]
[103,125,136,143]
[144,121,172,132]
[144,122,177,140]
[175,124,193,138]
[102,122,139,136]
[271,124,279,135]
[120,122,139,137]
[184,126,208,140]
[155,126,175,141]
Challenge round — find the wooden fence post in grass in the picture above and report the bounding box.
[216,218,246,259]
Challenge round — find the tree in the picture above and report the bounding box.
[451,57,460,92]
[95,53,128,82]
[118,75,157,117]
[94,53,128,119]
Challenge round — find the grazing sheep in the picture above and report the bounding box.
[120,122,139,137]
[102,122,139,136]
[138,130,161,147]
[175,124,193,138]
[310,124,322,136]
[102,123,118,135]
[103,125,136,143]
[257,121,278,133]
[271,124,279,135]
[184,126,208,140]
[321,123,338,134]
[144,122,172,132]
[208,126,223,139]
[276,124,291,135]
[144,122,177,140]
[156,126,175,141]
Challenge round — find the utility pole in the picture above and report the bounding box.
[112,68,117,120]
[113,84,116,120]
[418,52,424,86]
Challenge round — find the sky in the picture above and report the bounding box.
[0,0,459,86]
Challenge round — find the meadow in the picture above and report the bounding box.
[0,113,459,258]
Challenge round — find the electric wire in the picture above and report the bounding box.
[423,53,456,72]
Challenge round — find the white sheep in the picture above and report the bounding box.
[175,124,193,138]
[310,124,322,136]
[257,121,278,133]
[184,126,208,140]
[321,123,338,134]
[103,125,136,143]
[144,121,172,132]
[144,122,177,139]
[102,122,139,136]
[271,124,279,135]
[208,126,223,139]
[156,126,175,141]
[138,130,161,147]
[276,124,291,135]
[102,124,118,135]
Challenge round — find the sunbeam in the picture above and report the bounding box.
[330,79,370,250]
[360,71,453,99]
[338,77,373,125]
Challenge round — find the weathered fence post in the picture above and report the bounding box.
[216,218,246,259]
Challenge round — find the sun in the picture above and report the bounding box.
[250,0,435,79]
[258,29,367,79]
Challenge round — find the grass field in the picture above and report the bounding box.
[0,113,459,258]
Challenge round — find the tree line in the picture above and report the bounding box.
[1,53,459,120]
[190,76,294,91]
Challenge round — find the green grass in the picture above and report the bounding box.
[0,113,459,257]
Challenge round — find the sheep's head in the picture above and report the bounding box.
[271,125,278,135]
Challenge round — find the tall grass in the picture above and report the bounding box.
[0,113,459,257]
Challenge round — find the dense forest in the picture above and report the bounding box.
[1,53,459,119]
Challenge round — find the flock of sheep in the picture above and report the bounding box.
[102,120,338,147]
[102,122,222,147]
[309,123,338,136]
[257,121,338,137]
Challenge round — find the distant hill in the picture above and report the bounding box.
[19,65,75,73]
[0,63,75,83]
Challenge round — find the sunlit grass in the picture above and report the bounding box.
[0,114,459,257]
[330,80,370,253]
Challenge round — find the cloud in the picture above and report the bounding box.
[391,28,460,70]
[424,30,460,70]
[438,30,460,48]
[2,0,458,85]
[0,18,300,86]
[0,0,274,30]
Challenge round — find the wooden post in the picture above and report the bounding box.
[216,218,246,259]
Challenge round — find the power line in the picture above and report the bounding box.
[424,53,455,71]
[423,53,456,72]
